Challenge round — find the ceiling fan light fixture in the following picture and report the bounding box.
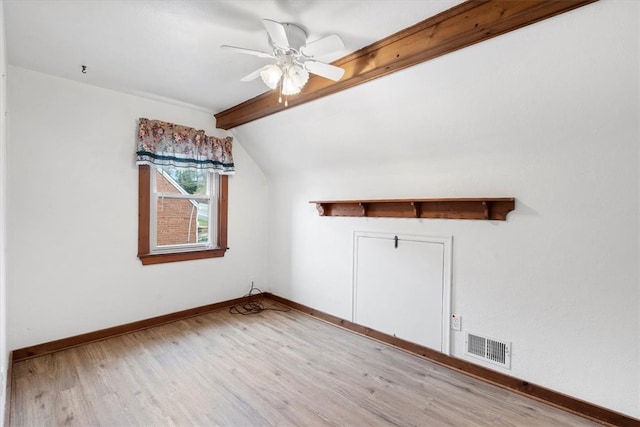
[260,62,309,96]
[260,64,283,89]
[282,64,309,95]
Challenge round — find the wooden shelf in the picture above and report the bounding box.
[310,198,515,221]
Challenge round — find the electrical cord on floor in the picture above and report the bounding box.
[229,282,291,315]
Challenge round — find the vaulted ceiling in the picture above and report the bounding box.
[4,0,606,177]
[4,0,463,113]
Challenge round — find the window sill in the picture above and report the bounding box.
[138,247,227,265]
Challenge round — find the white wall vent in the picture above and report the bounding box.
[465,332,511,369]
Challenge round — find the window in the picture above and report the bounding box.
[135,117,233,264]
[138,165,228,265]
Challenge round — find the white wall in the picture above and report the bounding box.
[6,66,268,350]
[233,1,639,417]
[0,0,9,423]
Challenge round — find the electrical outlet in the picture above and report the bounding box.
[451,314,462,331]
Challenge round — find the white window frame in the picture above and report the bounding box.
[149,166,218,254]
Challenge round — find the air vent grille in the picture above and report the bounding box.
[465,332,511,369]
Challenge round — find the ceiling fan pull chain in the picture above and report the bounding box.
[279,67,288,107]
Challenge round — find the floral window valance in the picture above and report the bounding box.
[136,118,234,174]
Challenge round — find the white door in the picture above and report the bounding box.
[353,232,451,353]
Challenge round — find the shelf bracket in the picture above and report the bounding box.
[410,202,420,218]
[482,201,490,220]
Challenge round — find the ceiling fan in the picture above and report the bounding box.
[221,19,346,105]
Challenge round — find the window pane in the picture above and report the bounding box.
[158,167,209,196]
[156,198,209,246]
[196,201,210,243]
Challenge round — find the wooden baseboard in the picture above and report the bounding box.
[4,351,12,427]
[264,293,640,427]
[11,294,261,362]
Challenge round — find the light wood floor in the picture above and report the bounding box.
[11,302,599,426]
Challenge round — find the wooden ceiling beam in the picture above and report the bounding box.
[214,0,597,130]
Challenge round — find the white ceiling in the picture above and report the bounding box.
[5,0,611,180]
[4,0,463,113]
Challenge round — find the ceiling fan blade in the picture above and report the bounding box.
[304,60,345,81]
[263,19,290,49]
[220,45,275,59]
[240,65,272,82]
[300,34,344,57]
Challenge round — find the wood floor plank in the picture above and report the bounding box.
[11,303,600,426]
